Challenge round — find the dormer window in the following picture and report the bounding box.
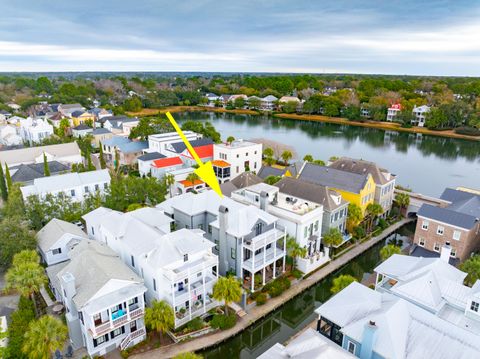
[184,254,188,262]
[471,301,479,312]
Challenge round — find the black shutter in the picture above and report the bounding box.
[121,326,125,334]
[93,338,98,347]
[105,334,109,342]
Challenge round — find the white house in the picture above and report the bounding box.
[231,182,329,274]
[19,117,54,144]
[137,152,167,177]
[386,103,402,122]
[147,131,201,156]
[0,124,22,146]
[82,207,219,328]
[37,218,87,265]
[46,240,147,356]
[20,169,111,202]
[204,93,220,107]
[261,95,278,110]
[412,105,431,127]
[213,139,262,183]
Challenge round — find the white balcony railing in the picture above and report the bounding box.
[120,327,146,350]
[242,247,285,272]
[89,307,144,338]
[243,228,285,251]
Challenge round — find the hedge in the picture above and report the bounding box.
[4,296,35,359]
[210,313,237,330]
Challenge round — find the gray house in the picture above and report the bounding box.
[157,190,287,291]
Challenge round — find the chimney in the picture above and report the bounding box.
[218,205,229,275]
[440,242,452,263]
[259,191,269,211]
[360,320,378,359]
[61,272,76,299]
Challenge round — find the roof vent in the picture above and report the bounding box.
[369,320,376,326]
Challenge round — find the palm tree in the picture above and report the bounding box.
[366,203,384,232]
[185,172,200,187]
[281,150,293,166]
[265,157,276,166]
[303,154,313,162]
[174,353,203,359]
[347,203,362,232]
[286,237,307,271]
[322,228,343,254]
[380,244,402,261]
[226,136,235,144]
[394,192,410,217]
[22,315,68,359]
[164,174,175,198]
[144,300,175,341]
[212,276,242,315]
[460,255,480,286]
[330,274,357,294]
[263,147,275,165]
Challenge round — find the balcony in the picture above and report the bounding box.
[165,254,217,282]
[120,327,146,351]
[172,276,215,304]
[89,307,144,338]
[175,300,217,327]
[242,247,285,272]
[243,228,285,251]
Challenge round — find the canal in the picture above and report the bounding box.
[200,223,415,359]
[175,112,480,197]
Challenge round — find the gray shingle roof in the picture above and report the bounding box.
[299,163,369,194]
[257,166,285,179]
[71,110,85,117]
[92,128,111,135]
[329,157,393,185]
[73,124,91,131]
[230,172,263,188]
[137,152,165,161]
[11,161,70,183]
[170,138,213,153]
[37,218,87,253]
[274,177,347,212]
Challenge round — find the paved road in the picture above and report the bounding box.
[0,271,20,324]
[133,218,413,359]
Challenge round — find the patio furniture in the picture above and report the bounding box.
[65,345,73,358]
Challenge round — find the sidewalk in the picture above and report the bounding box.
[133,218,413,359]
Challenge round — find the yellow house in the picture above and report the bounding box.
[298,163,376,215]
[71,110,95,127]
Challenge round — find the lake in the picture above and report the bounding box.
[175,112,480,197]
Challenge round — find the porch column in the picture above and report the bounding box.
[251,270,255,292]
[202,270,206,313]
[187,269,192,320]
[126,299,131,319]
[273,242,277,279]
[252,247,255,285]
[282,232,286,273]
[262,268,266,286]
[171,282,176,310]
[263,246,266,285]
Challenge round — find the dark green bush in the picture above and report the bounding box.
[4,296,35,359]
[210,314,237,330]
[454,126,480,136]
[291,269,303,279]
[256,293,268,305]
[266,276,291,297]
[377,218,388,230]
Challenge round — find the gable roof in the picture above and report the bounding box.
[72,124,92,131]
[117,141,148,154]
[186,144,213,159]
[92,128,112,135]
[102,136,131,146]
[137,152,165,161]
[418,200,480,230]
[0,142,81,166]
[37,218,87,253]
[11,161,69,183]
[230,172,263,188]
[170,138,213,153]
[329,157,393,185]
[152,156,183,168]
[257,166,285,179]
[299,163,370,194]
[71,110,86,118]
[275,177,347,211]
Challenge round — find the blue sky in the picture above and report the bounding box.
[1,0,480,75]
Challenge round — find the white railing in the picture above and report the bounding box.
[166,255,217,282]
[120,327,146,350]
[243,228,284,251]
[89,308,144,338]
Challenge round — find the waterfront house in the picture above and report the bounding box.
[10,161,69,185]
[82,207,219,328]
[412,105,430,127]
[20,169,110,202]
[91,128,113,147]
[261,95,278,111]
[386,103,401,122]
[329,158,396,215]
[213,139,262,183]
[0,142,82,168]
[298,163,375,215]
[147,131,202,156]
[413,188,480,261]
[19,117,54,144]
[204,93,221,107]
[259,328,355,359]
[72,124,93,138]
[46,240,147,356]
[231,182,330,273]
[157,191,287,291]
[37,218,87,266]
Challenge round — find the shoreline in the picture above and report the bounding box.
[127,106,480,142]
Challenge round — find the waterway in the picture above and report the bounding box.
[200,223,415,359]
[175,112,480,197]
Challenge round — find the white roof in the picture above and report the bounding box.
[37,218,87,252]
[21,169,110,197]
[258,328,355,359]
[279,96,300,103]
[316,282,480,359]
[0,142,81,166]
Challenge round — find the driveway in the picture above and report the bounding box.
[0,271,20,323]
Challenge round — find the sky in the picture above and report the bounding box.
[1,0,480,75]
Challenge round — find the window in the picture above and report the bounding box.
[197,271,202,277]
[437,226,444,235]
[450,248,456,258]
[236,154,239,158]
[453,230,461,241]
[131,255,135,267]
[84,186,89,193]
[422,221,429,230]
[471,301,479,312]
[153,279,157,291]
[314,221,319,231]
[347,341,356,354]
[433,242,440,252]
[208,225,212,234]
[254,151,257,154]
[70,189,75,196]
[198,224,204,230]
[231,248,236,259]
[304,227,308,238]
[52,248,62,255]
[255,222,263,235]
[95,184,99,191]
[419,238,425,247]
[93,334,108,347]
[104,183,108,189]
[91,226,95,235]
[236,166,239,173]
[184,254,188,262]
[111,327,122,339]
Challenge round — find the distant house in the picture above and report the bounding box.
[0,124,22,146]
[116,141,148,166]
[58,103,85,118]
[10,161,70,185]
[91,128,113,147]
[20,169,111,202]
[165,138,213,167]
[72,124,93,138]
[204,93,220,107]
[412,105,430,127]
[213,139,262,182]
[37,218,87,265]
[70,110,95,127]
[45,112,64,128]
[104,116,139,135]
[220,171,263,197]
[7,103,21,111]
[386,103,402,122]
[150,156,184,180]
[261,95,278,111]
[102,136,132,158]
[257,166,287,180]
[19,117,54,144]
[0,142,82,168]
[89,107,113,121]
[137,152,166,177]
[147,131,201,156]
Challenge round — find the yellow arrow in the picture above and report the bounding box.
[165,112,223,198]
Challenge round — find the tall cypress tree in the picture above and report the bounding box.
[87,150,95,171]
[0,165,8,201]
[4,163,12,189]
[99,142,106,169]
[43,153,50,176]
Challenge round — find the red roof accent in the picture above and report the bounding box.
[179,179,204,187]
[212,160,230,168]
[183,144,213,159]
[152,157,183,168]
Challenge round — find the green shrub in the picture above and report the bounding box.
[4,296,35,359]
[454,126,480,136]
[377,218,388,230]
[291,269,303,279]
[176,317,205,334]
[266,276,291,297]
[210,314,237,330]
[256,293,267,305]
